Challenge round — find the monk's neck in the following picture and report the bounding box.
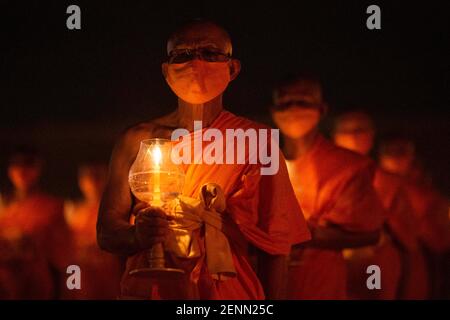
[284,129,320,160]
[176,96,223,131]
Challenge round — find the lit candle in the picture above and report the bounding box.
[152,145,162,207]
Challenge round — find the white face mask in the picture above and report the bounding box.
[272,106,320,139]
[165,60,230,104]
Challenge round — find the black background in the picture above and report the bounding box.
[0,299,446,318]
[1,0,449,197]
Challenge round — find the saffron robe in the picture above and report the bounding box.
[120,110,311,299]
[64,200,122,299]
[374,170,431,299]
[403,183,450,254]
[0,192,72,299]
[344,169,429,299]
[403,182,450,298]
[286,135,384,299]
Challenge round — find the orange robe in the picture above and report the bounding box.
[0,192,72,299]
[403,182,450,298]
[286,135,384,299]
[374,170,431,299]
[403,183,450,254]
[64,200,122,299]
[120,111,311,299]
[344,168,429,300]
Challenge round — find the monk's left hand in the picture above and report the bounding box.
[134,205,173,249]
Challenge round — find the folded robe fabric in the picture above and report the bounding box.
[165,183,236,280]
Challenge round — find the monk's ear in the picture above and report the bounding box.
[229,59,241,81]
[162,62,168,79]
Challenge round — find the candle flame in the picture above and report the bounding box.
[152,145,162,166]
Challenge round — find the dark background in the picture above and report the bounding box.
[1,0,449,198]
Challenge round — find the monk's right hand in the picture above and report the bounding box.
[134,206,170,249]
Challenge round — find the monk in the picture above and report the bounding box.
[64,163,122,299]
[333,111,428,299]
[379,137,450,299]
[0,146,73,299]
[270,74,384,300]
[97,20,310,300]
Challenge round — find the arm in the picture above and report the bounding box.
[300,223,380,250]
[97,130,141,256]
[97,126,169,256]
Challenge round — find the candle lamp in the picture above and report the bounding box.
[128,138,185,277]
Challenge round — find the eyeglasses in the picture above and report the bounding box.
[168,48,231,64]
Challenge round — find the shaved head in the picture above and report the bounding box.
[167,20,232,56]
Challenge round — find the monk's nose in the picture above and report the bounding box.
[191,59,208,93]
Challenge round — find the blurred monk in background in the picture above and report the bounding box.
[379,136,450,299]
[64,163,121,299]
[333,111,429,299]
[0,146,73,299]
[97,20,310,300]
[270,74,384,299]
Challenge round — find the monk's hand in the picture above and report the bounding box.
[134,206,170,249]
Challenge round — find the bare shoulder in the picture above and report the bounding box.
[112,112,178,164]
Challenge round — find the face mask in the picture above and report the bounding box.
[380,156,413,176]
[334,132,374,155]
[272,106,320,139]
[165,60,230,104]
